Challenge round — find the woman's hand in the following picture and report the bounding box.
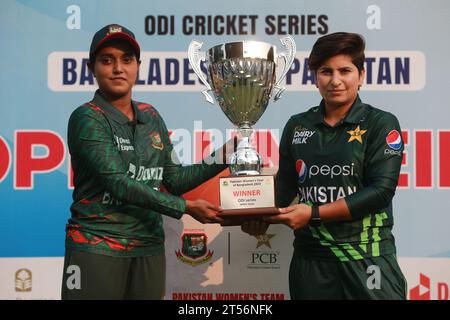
[241,220,270,236]
[185,199,225,224]
[264,204,312,230]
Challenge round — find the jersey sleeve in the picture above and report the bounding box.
[68,108,186,219]
[275,117,299,207]
[344,112,404,220]
[158,117,228,196]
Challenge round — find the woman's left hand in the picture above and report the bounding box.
[264,204,312,230]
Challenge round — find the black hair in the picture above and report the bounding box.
[308,32,365,74]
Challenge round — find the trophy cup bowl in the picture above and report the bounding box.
[208,41,275,176]
[188,36,296,225]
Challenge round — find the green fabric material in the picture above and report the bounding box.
[66,90,227,257]
[289,253,407,300]
[276,96,403,261]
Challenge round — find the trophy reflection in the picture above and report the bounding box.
[188,36,296,225]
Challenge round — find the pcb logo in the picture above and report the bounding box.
[15,268,32,292]
[175,232,213,266]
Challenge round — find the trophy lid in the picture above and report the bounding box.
[207,41,276,64]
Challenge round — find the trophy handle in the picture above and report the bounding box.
[273,35,296,101]
[188,40,215,104]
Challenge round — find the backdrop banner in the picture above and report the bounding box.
[1,0,449,300]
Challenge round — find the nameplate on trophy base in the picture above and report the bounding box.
[218,175,278,225]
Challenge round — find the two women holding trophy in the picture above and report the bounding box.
[64,23,406,300]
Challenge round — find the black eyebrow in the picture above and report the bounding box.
[318,66,353,71]
[97,52,135,58]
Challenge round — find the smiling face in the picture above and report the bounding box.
[91,39,139,100]
[315,54,365,110]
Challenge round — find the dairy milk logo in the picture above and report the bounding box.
[386,130,402,150]
[292,126,315,145]
[296,159,307,183]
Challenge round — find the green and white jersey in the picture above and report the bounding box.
[276,96,404,261]
[66,90,227,257]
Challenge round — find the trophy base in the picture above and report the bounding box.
[218,207,279,226]
[219,174,277,226]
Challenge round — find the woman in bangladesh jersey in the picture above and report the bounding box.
[62,24,234,300]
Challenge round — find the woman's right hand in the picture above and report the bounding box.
[241,220,270,236]
[185,199,225,224]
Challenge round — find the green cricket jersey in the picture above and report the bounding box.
[66,90,227,257]
[276,96,404,261]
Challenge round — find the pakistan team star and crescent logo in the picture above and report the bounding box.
[255,233,275,249]
[347,125,367,144]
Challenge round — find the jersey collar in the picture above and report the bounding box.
[91,90,148,125]
[343,96,369,124]
[313,95,368,125]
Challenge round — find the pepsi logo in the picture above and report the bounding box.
[296,159,307,183]
[386,130,402,150]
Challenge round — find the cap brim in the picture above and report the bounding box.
[92,32,140,58]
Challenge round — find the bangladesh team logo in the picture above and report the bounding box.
[296,159,307,183]
[150,131,164,150]
[175,232,213,266]
[108,24,123,34]
[386,130,402,150]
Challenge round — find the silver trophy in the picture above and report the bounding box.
[188,37,296,222]
[189,37,296,175]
